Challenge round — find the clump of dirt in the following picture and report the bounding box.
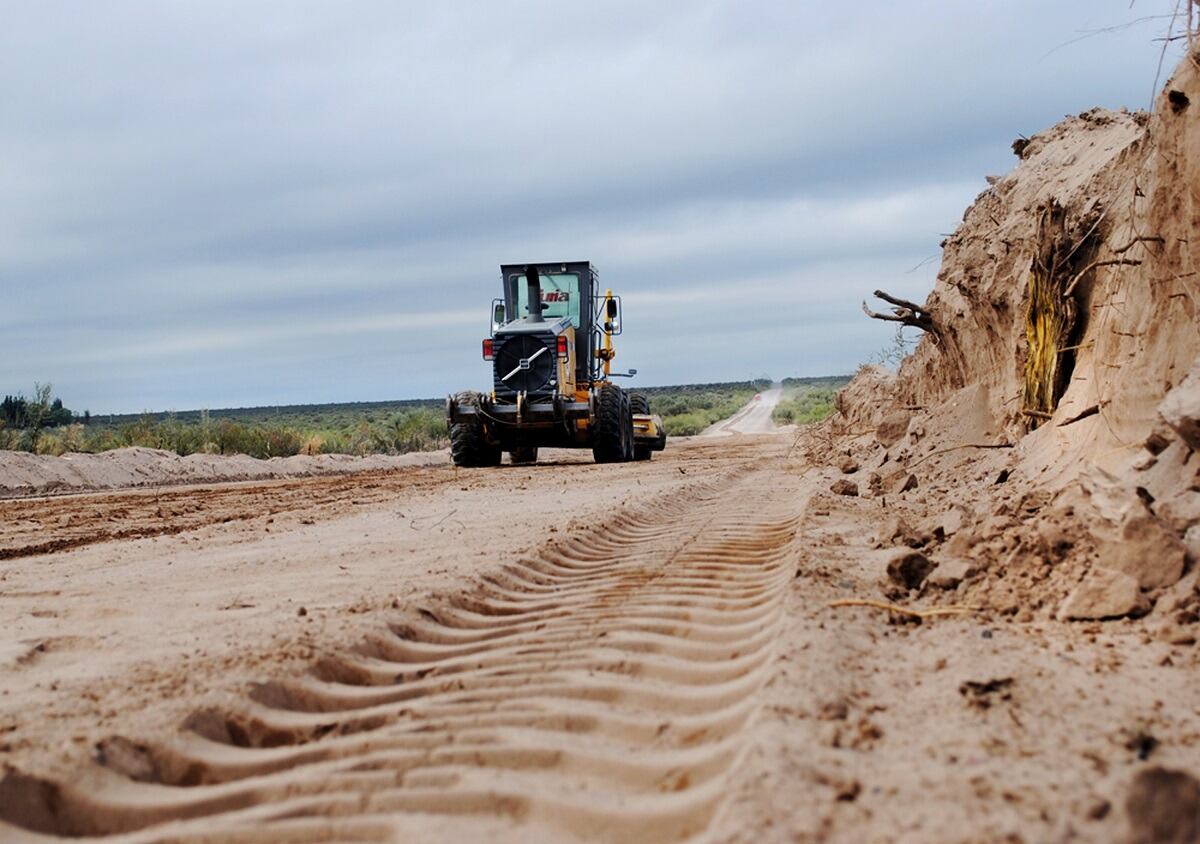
[825,51,1200,626]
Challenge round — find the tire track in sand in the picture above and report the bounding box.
[0,468,802,843]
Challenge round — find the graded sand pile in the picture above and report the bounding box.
[0,446,448,498]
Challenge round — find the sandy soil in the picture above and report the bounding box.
[1,427,1195,842]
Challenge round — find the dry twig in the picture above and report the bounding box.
[1063,258,1144,298]
[862,290,939,340]
[828,599,980,620]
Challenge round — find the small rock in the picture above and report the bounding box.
[1144,428,1172,455]
[1159,361,1200,450]
[885,550,935,591]
[1184,525,1200,563]
[1132,453,1158,471]
[839,457,860,474]
[1059,568,1151,621]
[95,736,157,782]
[958,676,1014,709]
[817,699,849,721]
[899,474,919,493]
[867,472,883,494]
[944,528,980,557]
[875,515,918,548]
[876,410,913,448]
[830,479,859,497]
[928,558,978,590]
[834,779,861,802]
[937,506,970,538]
[1101,511,1187,590]
[1124,766,1200,844]
[1036,519,1075,555]
[297,606,307,617]
[1155,623,1197,646]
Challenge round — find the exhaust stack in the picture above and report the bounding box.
[525,266,544,322]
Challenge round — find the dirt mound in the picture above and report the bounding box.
[0,446,448,498]
[826,52,1200,625]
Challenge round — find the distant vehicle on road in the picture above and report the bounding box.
[446,261,667,466]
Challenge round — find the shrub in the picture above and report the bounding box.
[771,386,839,427]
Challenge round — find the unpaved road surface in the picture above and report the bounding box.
[1,434,1197,842]
[703,387,782,436]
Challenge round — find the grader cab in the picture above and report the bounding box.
[446,261,667,466]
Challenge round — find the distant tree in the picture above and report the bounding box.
[83,410,91,425]
[49,397,72,426]
[17,384,52,451]
[3,385,73,432]
[1,395,27,427]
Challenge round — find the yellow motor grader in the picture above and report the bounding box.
[446,261,667,466]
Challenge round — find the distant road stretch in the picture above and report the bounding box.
[701,386,783,436]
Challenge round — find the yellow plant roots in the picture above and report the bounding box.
[1022,268,1063,428]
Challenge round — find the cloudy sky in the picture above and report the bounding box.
[0,1,1181,412]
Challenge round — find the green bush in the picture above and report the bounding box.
[644,383,764,436]
[770,384,842,427]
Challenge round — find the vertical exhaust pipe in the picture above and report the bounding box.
[525,266,544,322]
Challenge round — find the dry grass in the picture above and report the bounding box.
[1022,267,1065,427]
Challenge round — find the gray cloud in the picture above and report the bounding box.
[0,1,1178,411]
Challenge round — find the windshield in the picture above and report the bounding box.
[511,272,581,326]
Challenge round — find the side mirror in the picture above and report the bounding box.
[490,299,505,333]
[601,297,623,335]
[628,368,638,375]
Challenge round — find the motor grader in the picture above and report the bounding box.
[446,261,667,466]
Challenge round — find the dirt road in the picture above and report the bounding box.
[1,433,1197,842]
[702,387,782,436]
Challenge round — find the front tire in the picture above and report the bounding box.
[449,392,501,467]
[591,384,630,464]
[630,393,652,461]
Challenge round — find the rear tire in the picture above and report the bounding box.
[591,384,630,464]
[510,446,538,465]
[449,392,501,467]
[620,390,635,461]
[630,393,652,461]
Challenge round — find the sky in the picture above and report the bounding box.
[0,1,1186,413]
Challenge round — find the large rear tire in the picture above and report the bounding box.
[630,393,652,461]
[449,392,501,467]
[620,390,635,461]
[591,384,630,464]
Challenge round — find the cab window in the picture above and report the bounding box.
[510,273,581,327]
